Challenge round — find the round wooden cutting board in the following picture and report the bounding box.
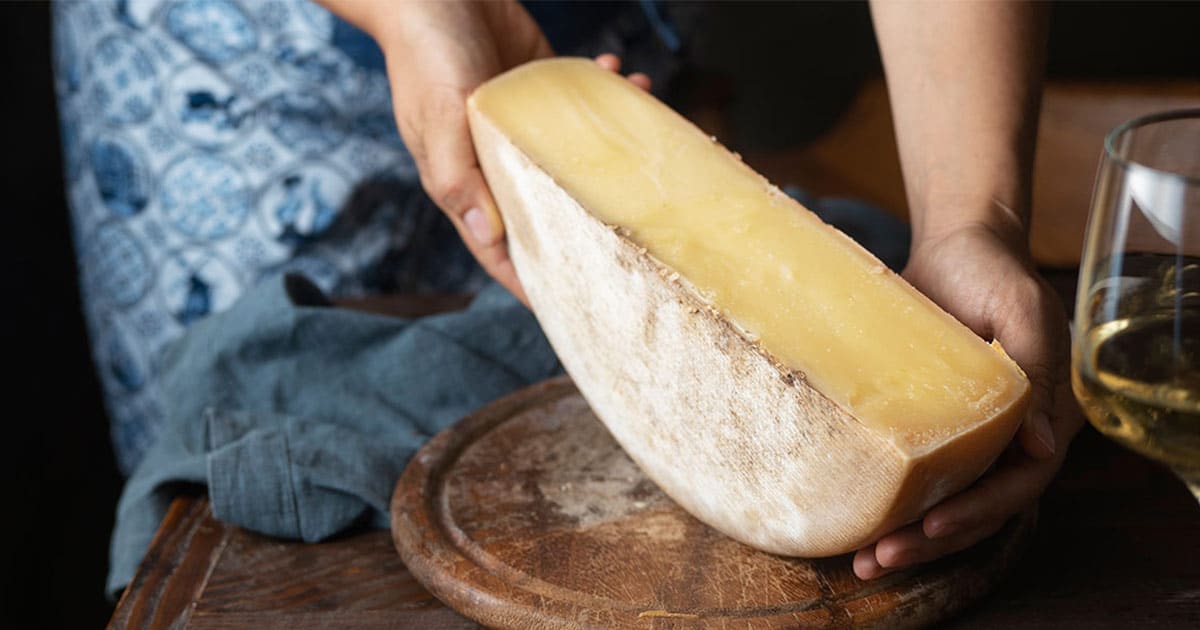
[391,377,1033,629]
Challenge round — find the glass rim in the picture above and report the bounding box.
[1104,108,1200,185]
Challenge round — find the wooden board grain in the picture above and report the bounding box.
[391,377,1035,629]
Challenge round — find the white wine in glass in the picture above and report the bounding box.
[1072,109,1200,502]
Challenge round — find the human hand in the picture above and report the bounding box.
[343,1,648,304]
[853,223,1085,579]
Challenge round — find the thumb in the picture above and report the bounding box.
[1017,365,1057,459]
[994,283,1067,460]
[414,89,528,302]
[418,93,504,250]
[434,166,503,251]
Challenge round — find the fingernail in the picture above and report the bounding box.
[853,552,884,580]
[1032,411,1056,456]
[927,520,962,539]
[879,548,917,569]
[464,208,494,244]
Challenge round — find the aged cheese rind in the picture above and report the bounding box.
[468,59,1030,555]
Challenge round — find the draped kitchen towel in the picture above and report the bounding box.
[106,276,562,598]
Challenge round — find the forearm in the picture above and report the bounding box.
[869,0,1047,250]
[313,0,400,42]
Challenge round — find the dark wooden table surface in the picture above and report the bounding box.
[107,278,1200,629]
[106,420,1200,629]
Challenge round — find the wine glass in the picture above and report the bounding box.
[1072,109,1200,502]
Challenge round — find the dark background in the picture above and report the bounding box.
[1,3,122,630]
[1,2,1195,628]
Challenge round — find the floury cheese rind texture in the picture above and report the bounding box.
[467,58,1031,556]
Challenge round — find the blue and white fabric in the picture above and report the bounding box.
[53,0,490,474]
[53,0,688,475]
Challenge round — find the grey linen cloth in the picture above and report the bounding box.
[107,275,561,597]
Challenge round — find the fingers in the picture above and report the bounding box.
[905,230,1068,462]
[854,517,1009,580]
[476,245,529,306]
[415,49,646,279]
[627,73,652,91]
[375,1,547,304]
[418,91,503,245]
[1018,408,1055,458]
[594,53,621,72]
[922,444,1055,538]
[1017,378,1057,459]
[412,89,528,304]
[430,168,528,305]
[1008,352,1058,460]
[1007,306,1059,459]
[853,545,886,580]
[855,379,1087,580]
[594,54,653,91]
[866,229,1081,580]
[994,278,1069,460]
[857,419,1072,581]
[484,0,554,66]
[427,172,528,306]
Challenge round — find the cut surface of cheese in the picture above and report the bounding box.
[468,58,1030,556]
[471,59,1024,450]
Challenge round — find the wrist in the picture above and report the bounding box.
[314,0,406,50]
[900,131,1038,257]
[908,176,1033,260]
[909,199,1033,265]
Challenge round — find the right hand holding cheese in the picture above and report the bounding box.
[318,0,650,304]
[365,0,552,303]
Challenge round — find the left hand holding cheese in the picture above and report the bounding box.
[853,224,1084,579]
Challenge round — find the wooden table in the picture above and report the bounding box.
[107,423,1199,629]
[107,276,1200,628]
